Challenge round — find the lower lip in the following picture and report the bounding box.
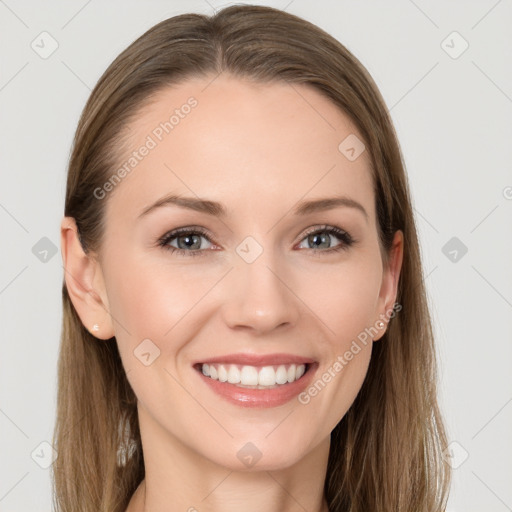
[194,363,318,408]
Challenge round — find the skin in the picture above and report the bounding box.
[61,74,403,512]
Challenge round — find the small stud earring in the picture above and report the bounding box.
[92,324,99,332]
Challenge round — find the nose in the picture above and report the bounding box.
[221,252,300,335]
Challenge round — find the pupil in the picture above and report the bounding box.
[178,234,200,250]
[309,233,329,249]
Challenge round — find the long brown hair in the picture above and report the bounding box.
[53,5,451,511]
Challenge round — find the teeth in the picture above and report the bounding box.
[287,364,296,383]
[200,363,307,387]
[217,365,228,382]
[240,365,259,385]
[227,365,240,384]
[275,365,288,385]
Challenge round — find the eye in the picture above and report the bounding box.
[296,225,354,253]
[157,226,215,257]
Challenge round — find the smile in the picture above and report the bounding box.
[193,361,318,408]
[199,362,307,388]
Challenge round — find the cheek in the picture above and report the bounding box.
[105,256,204,340]
[295,253,383,343]
[104,259,199,408]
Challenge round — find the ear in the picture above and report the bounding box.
[60,216,115,340]
[373,230,403,341]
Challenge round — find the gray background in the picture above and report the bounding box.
[1,1,511,510]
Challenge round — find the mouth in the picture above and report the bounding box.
[192,361,319,408]
[193,362,312,389]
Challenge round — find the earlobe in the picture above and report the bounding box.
[60,216,115,340]
[374,230,404,341]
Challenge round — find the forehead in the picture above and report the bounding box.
[106,74,374,223]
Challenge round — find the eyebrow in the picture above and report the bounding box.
[138,193,368,222]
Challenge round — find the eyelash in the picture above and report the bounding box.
[156,224,356,258]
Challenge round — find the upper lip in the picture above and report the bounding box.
[194,353,316,366]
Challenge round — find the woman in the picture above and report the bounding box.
[54,4,451,511]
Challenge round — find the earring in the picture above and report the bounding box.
[92,324,100,332]
[377,321,384,329]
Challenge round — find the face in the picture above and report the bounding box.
[74,74,402,471]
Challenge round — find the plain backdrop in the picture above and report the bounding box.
[1,1,511,511]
